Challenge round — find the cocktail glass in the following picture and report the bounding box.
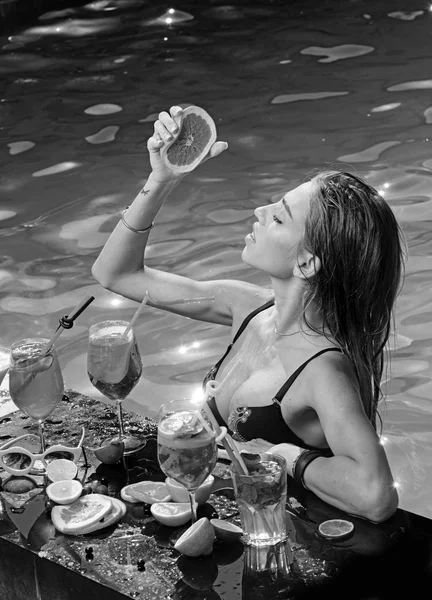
[8,338,64,457]
[87,320,143,455]
[0,345,10,387]
[157,399,218,523]
[231,452,288,546]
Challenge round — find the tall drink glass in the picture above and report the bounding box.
[157,399,218,523]
[87,320,143,452]
[8,338,64,453]
[231,452,288,546]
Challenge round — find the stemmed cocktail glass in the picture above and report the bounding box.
[87,320,143,454]
[157,399,218,523]
[8,338,64,455]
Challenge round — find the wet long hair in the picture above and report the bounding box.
[302,171,406,430]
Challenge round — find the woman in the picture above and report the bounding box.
[92,105,405,523]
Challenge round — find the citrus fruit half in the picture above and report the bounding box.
[46,458,78,483]
[161,105,217,174]
[150,502,193,527]
[165,475,214,505]
[317,519,354,540]
[46,479,83,505]
[120,481,171,504]
[174,517,216,557]
[93,439,125,464]
[210,519,243,543]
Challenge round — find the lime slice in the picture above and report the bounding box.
[317,519,354,540]
[161,106,217,174]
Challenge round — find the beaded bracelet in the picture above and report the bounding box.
[293,449,323,489]
[121,208,154,234]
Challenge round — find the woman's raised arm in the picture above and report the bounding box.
[92,106,266,326]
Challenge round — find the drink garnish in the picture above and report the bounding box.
[159,410,203,439]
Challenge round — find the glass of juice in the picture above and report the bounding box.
[157,399,218,523]
[231,452,288,546]
[8,338,64,454]
[87,320,143,454]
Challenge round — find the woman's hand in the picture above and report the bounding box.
[147,106,228,183]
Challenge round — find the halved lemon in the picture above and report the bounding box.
[317,519,354,540]
[120,481,171,504]
[174,517,215,557]
[46,459,78,483]
[210,519,243,543]
[165,475,214,505]
[150,502,193,527]
[46,479,83,505]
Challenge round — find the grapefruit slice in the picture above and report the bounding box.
[161,106,217,174]
[46,480,83,505]
[150,502,194,527]
[210,519,243,543]
[51,495,112,534]
[78,495,127,534]
[317,519,354,540]
[120,481,171,504]
[173,517,215,557]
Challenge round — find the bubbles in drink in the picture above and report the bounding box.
[158,410,217,491]
[87,324,142,401]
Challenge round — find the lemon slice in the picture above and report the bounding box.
[317,519,354,540]
[46,459,78,483]
[174,517,216,557]
[120,481,171,504]
[210,519,243,543]
[151,502,193,527]
[159,411,203,439]
[46,480,83,505]
[165,475,214,505]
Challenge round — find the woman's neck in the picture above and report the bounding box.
[271,277,325,336]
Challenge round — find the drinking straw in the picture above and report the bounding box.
[123,292,149,338]
[41,295,95,354]
[200,400,249,475]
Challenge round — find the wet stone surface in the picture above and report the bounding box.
[0,390,422,599]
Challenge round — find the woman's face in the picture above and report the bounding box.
[242,181,314,278]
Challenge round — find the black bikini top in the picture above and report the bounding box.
[203,299,341,449]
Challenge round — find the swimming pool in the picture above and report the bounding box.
[1,0,431,519]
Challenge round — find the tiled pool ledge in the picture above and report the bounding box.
[1,390,432,600]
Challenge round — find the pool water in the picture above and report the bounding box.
[1,0,431,519]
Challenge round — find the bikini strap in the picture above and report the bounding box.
[211,299,275,373]
[273,347,343,404]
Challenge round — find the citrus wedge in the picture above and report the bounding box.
[150,502,193,527]
[318,519,354,540]
[174,517,216,557]
[120,481,171,504]
[210,519,243,543]
[93,439,125,464]
[46,479,83,505]
[46,459,78,483]
[165,475,214,505]
[161,105,217,174]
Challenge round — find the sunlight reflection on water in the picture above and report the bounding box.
[1,0,432,519]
